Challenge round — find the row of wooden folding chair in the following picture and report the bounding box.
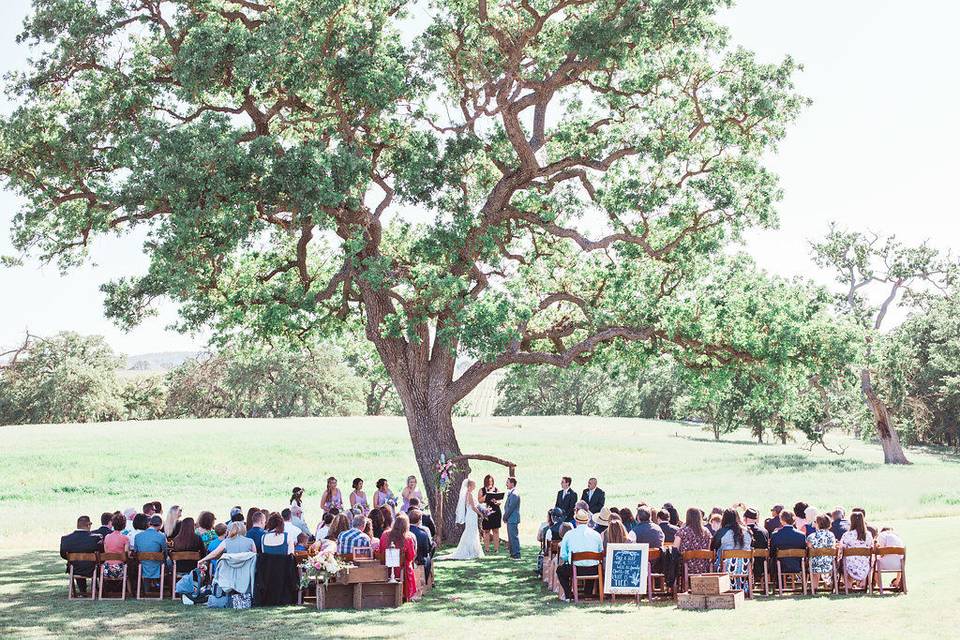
[66,551,202,601]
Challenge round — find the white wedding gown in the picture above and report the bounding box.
[444,484,484,560]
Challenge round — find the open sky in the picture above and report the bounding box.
[1,0,957,355]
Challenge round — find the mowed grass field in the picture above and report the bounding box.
[2,416,959,639]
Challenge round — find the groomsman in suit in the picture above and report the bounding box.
[502,477,521,560]
[59,515,102,594]
[580,478,605,514]
[555,477,577,523]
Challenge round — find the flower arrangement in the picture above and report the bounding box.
[298,548,355,589]
[435,453,461,497]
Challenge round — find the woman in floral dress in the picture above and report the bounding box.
[806,514,837,591]
[840,511,874,590]
[676,508,713,580]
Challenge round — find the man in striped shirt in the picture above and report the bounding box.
[337,514,372,554]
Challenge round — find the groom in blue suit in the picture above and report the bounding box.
[502,477,521,559]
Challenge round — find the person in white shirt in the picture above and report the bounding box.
[556,509,604,602]
[876,527,905,587]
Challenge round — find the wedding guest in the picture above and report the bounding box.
[120,508,138,535]
[876,527,905,588]
[321,477,344,513]
[556,509,604,602]
[840,511,874,590]
[601,516,629,551]
[387,513,419,602]
[409,509,435,580]
[374,478,396,514]
[543,508,569,542]
[142,503,157,518]
[134,515,169,586]
[245,507,260,532]
[592,507,613,535]
[555,477,577,523]
[806,514,837,591]
[102,513,130,581]
[712,509,752,590]
[171,517,203,572]
[163,505,182,538]
[630,506,665,549]
[315,512,334,540]
[743,507,770,581]
[379,506,394,538]
[478,474,502,554]
[230,506,245,523]
[663,503,681,526]
[295,533,309,551]
[60,515,102,595]
[370,509,385,539]
[770,510,807,577]
[657,509,679,543]
[537,510,554,543]
[127,513,148,547]
[792,501,810,535]
[362,518,380,552]
[707,512,723,535]
[337,514,372,554]
[151,501,163,516]
[281,508,299,536]
[765,505,784,535]
[401,475,425,512]
[290,486,305,514]
[676,508,712,576]
[256,513,299,605]
[289,504,311,537]
[407,498,436,538]
[246,511,267,553]
[206,523,228,574]
[580,477,605,514]
[803,506,819,535]
[95,512,113,538]
[851,507,878,537]
[196,511,217,550]
[327,513,351,544]
[350,478,370,514]
[831,507,850,540]
[619,507,636,533]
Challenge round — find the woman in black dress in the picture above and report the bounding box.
[478,474,502,554]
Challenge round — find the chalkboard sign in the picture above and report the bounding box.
[603,543,649,595]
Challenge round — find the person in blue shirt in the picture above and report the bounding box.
[133,515,169,582]
[830,507,850,540]
[205,523,227,575]
[246,511,267,553]
[556,509,604,602]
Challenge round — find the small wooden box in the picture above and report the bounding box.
[706,590,744,610]
[690,573,730,595]
[677,592,708,610]
[342,564,390,584]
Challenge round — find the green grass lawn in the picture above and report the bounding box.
[2,416,959,638]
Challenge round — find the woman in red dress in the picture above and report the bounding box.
[384,513,419,602]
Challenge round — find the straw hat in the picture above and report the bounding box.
[574,509,591,524]
[593,506,613,526]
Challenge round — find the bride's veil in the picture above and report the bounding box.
[454,478,469,524]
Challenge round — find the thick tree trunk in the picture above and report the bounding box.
[860,368,910,464]
[399,391,470,541]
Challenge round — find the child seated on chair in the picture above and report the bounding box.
[295,533,309,552]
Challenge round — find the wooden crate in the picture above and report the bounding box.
[690,573,731,595]
[317,581,403,610]
[677,592,708,610]
[342,564,390,584]
[706,590,745,610]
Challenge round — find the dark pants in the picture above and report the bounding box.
[557,563,598,600]
[507,521,520,558]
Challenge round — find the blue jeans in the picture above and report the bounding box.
[507,521,520,558]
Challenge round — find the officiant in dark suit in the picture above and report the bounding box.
[555,477,577,523]
[580,478,605,514]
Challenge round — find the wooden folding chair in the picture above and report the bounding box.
[753,549,771,596]
[294,550,312,605]
[98,553,127,600]
[719,549,754,598]
[547,541,561,593]
[570,552,604,603]
[841,547,874,595]
[874,547,906,594]
[169,552,200,599]
[136,552,166,600]
[66,553,98,600]
[807,548,839,594]
[775,549,807,595]
[682,550,715,591]
[646,548,670,602]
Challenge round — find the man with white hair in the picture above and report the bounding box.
[337,514,371,554]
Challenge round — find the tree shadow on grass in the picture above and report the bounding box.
[742,453,879,473]
[0,548,568,638]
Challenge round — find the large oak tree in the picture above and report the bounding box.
[2,0,807,533]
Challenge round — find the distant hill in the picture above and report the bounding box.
[125,351,202,372]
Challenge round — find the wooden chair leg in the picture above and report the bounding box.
[136,566,142,600]
[121,566,128,601]
[572,565,579,604]
[68,566,75,600]
[777,562,783,596]
[98,566,104,600]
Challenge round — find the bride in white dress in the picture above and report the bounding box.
[441,478,485,560]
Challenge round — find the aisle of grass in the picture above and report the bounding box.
[2,416,959,638]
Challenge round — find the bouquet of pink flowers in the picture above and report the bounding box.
[434,453,461,496]
[299,548,355,588]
